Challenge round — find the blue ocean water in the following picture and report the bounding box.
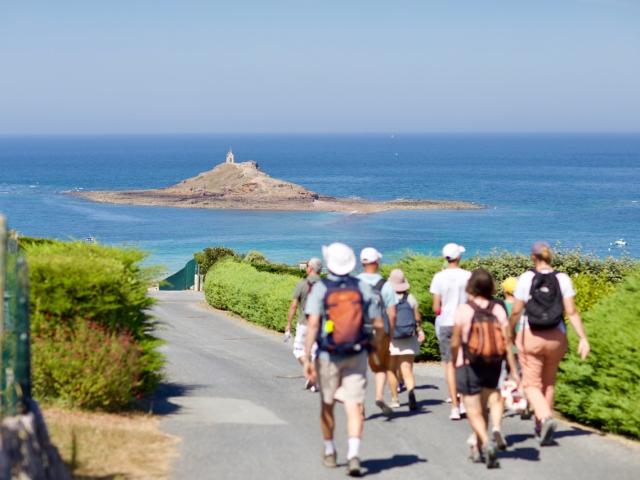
[0,134,638,275]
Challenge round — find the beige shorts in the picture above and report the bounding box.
[316,351,368,405]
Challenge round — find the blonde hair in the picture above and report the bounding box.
[533,245,553,263]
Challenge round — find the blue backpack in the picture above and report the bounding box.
[394,293,416,339]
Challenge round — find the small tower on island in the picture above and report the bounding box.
[225,148,235,164]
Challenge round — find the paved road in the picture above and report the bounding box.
[152,291,639,480]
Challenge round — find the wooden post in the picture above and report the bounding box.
[0,215,6,417]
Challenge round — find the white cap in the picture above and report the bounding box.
[442,243,466,260]
[307,257,322,273]
[322,243,356,276]
[360,247,382,265]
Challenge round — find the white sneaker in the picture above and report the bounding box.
[459,401,466,417]
[445,397,453,403]
[449,407,461,420]
[389,399,401,408]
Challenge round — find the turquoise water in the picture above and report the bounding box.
[0,134,638,274]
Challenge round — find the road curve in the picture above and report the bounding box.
[151,291,640,480]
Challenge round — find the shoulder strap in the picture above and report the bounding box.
[402,292,409,302]
[374,278,386,292]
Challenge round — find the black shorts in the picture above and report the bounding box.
[455,363,501,395]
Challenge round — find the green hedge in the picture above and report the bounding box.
[555,268,640,438]
[204,258,299,331]
[23,240,164,410]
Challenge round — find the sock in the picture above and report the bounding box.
[324,440,335,456]
[347,437,361,460]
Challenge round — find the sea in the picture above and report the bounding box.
[0,134,638,275]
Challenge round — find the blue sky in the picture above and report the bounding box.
[0,0,639,134]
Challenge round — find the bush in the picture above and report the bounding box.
[205,258,299,331]
[23,240,163,408]
[194,246,238,276]
[243,250,268,263]
[32,322,145,411]
[555,268,640,438]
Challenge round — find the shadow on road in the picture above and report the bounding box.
[500,446,541,461]
[361,454,427,475]
[555,426,594,439]
[414,383,440,391]
[145,382,201,415]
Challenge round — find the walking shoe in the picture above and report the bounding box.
[449,407,461,420]
[304,379,312,390]
[445,396,453,403]
[347,457,363,477]
[459,401,467,417]
[408,390,418,411]
[467,434,483,463]
[492,428,507,451]
[375,400,393,418]
[484,443,500,469]
[309,384,318,393]
[534,419,542,439]
[389,399,401,408]
[539,418,557,446]
[323,451,337,468]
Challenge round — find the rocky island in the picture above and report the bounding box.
[70,151,481,214]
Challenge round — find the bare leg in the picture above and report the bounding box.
[484,389,502,432]
[444,361,458,408]
[374,371,387,402]
[387,357,400,402]
[320,402,336,440]
[463,394,489,447]
[399,356,416,391]
[345,401,364,439]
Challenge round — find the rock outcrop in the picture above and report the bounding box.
[71,160,481,213]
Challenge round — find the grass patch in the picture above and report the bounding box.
[44,407,178,479]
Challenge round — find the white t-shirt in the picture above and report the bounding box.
[514,269,575,332]
[429,268,471,332]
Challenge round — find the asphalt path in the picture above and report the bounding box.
[151,291,640,480]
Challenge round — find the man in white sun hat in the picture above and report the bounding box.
[357,247,398,417]
[304,242,384,477]
[429,243,471,420]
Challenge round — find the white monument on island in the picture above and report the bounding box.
[225,149,235,164]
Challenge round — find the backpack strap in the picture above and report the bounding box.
[374,278,386,292]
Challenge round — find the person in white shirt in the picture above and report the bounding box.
[430,243,471,420]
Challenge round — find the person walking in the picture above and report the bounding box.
[285,257,323,391]
[356,247,397,417]
[386,268,425,411]
[429,243,471,420]
[450,269,518,468]
[303,243,385,477]
[509,241,590,446]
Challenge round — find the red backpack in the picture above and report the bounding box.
[464,301,507,365]
[317,277,369,354]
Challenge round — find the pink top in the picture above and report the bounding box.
[452,297,509,367]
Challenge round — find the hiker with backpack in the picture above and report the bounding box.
[285,257,323,391]
[450,268,518,468]
[356,247,398,417]
[429,243,471,420]
[303,243,385,477]
[509,241,590,446]
[385,268,425,411]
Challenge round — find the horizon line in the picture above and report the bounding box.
[1,130,640,137]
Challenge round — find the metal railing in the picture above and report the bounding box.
[0,215,31,418]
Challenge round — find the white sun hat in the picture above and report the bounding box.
[322,242,356,276]
[360,247,383,265]
[442,243,466,261]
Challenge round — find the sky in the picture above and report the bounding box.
[0,0,639,134]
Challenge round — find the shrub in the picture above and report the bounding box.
[32,322,145,411]
[194,246,238,276]
[23,240,163,408]
[205,258,299,331]
[243,250,268,263]
[555,268,640,438]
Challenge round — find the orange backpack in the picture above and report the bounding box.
[464,301,507,365]
[318,277,369,354]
